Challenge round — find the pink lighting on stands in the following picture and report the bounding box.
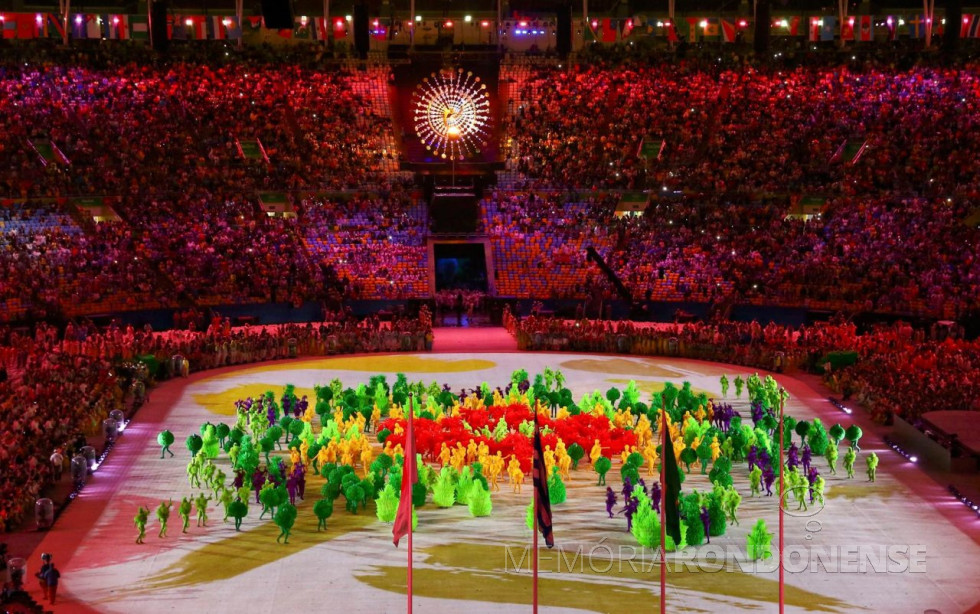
[481,20,490,27]
[444,20,453,27]
[186,18,194,26]
[519,20,528,27]
[76,15,83,24]
[738,19,747,27]
[113,17,120,25]
[36,14,43,24]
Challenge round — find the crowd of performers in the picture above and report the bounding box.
[133,369,879,561]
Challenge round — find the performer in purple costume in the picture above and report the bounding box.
[700,506,712,543]
[801,445,812,475]
[762,466,776,496]
[252,469,267,503]
[786,443,800,472]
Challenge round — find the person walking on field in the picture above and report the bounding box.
[43,561,61,604]
[35,553,51,601]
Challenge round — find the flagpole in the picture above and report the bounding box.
[147,0,154,49]
[532,401,539,614]
[659,400,667,614]
[778,394,785,614]
[407,398,414,614]
[236,0,244,49]
[61,0,70,46]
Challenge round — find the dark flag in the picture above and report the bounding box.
[532,408,554,548]
[661,405,682,546]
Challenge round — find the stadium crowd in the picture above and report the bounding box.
[1,41,979,533]
[0,309,432,533]
[508,312,980,424]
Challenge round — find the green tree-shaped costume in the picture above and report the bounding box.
[275,503,298,544]
[807,419,830,455]
[594,456,612,486]
[845,425,863,452]
[178,497,192,533]
[468,482,493,517]
[186,434,203,457]
[746,519,773,560]
[680,448,698,474]
[844,447,857,478]
[158,430,175,458]
[375,483,400,522]
[455,466,477,506]
[749,466,762,497]
[134,506,149,544]
[709,456,733,489]
[866,451,879,482]
[157,500,173,538]
[432,467,457,508]
[195,493,211,527]
[828,423,846,447]
[219,488,235,522]
[567,443,585,469]
[345,484,366,513]
[314,498,334,531]
[229,499,248,531]
[259,483,280,519]
[696,439,713,475]
[548,468,566,505]
[812,475,826,505]
[723,486,741,525]
[733,375,745,399]
[681,493,706,546]
[825,443,839,474]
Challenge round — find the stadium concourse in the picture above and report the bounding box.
[10,327,980,614]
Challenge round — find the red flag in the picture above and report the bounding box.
[721,19,737,42]
[532,406,554,548]
[600,18,618,42]
[392,399,417,547]
[809,17,821,41]
[858,15,872,41]
[788,16,801,36]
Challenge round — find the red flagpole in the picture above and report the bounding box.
[659,400,667,614]
[533,401,539,614]
[408,398,414,614]
[778,395,785,614]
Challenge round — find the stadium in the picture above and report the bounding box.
[1,2,980,612]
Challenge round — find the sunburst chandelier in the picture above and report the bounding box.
[413,69,491,161]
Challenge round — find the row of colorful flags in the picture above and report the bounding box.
[594,15,966,42]
[2,12,976,42]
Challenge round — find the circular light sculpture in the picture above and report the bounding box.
[413,68,490,160]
